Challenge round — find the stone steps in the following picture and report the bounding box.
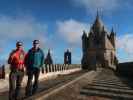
[86,83,133,90]
[81,69,133,100]
[83,85,133,95]
[81,89,133,100]
[92,81,128,87]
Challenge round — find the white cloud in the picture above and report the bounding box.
[72,0,119,13]
[117,34,133,54]
[56,19,90,45]
[0,15,48,49]
[117,34,133,62]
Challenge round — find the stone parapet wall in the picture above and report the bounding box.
[117,62,133,77]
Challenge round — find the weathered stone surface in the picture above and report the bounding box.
[34,68,133,100]
[81,68,133,100]
[34,70,99,100]
[81,12,118,70]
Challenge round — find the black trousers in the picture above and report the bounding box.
[25,68,40,96]
[9,70,24,100]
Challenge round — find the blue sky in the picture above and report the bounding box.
[0,0,133,64]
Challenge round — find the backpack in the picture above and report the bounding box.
[8,49,25,69]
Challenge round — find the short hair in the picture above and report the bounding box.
[16,41,23,46]
[33,40,39,44]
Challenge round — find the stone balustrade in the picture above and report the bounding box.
[0,64,81,78]
[44,64,81,73]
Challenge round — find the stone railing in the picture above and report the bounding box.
[0,65,5,79]
[0,64,81,78]
[1,64,81,73]
[44,64,81,73]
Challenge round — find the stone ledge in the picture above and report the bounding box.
[0,68,81,93]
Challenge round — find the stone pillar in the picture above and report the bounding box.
[53,64,55,72]
[45,64,48,73]
[64,49,71,64]
[55,64,57,72]
[57,64,59,71]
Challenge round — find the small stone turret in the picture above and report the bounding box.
[64,49,71,64]
[82,30,88,53]
[110,28,116,49]
[45,49,53,65]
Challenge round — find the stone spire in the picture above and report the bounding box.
[45,49,53,64]
[96,10,100,22]
[110,27,116,48]
[110,27,116,36]
[102,26,106,36]
[82,30,88,53]
[92,10,103,34]
[82,30,87,38]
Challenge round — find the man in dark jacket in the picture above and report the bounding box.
[8,41,26,100]
[25,40,44,96]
